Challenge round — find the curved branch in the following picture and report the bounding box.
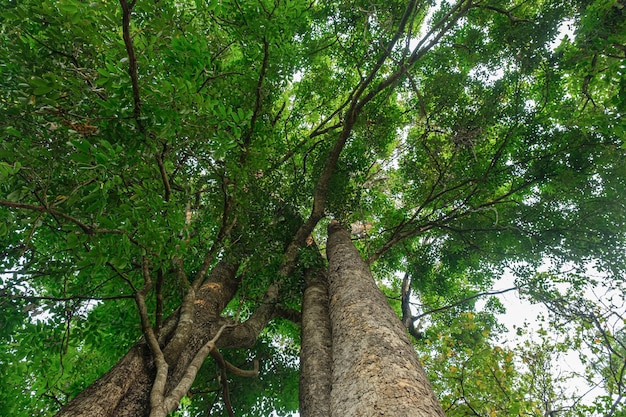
[224,358,259,378]
[211,348,235,417]
[209,349,259,417]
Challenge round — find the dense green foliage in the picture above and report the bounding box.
[1,0,625,415]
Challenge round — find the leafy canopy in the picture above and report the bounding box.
[1,0,625,415]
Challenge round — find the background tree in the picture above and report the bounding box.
[0,0,625,415]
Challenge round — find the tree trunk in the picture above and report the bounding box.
[299,266,332,417]
[326,221,445,417]
[56,261,273,417]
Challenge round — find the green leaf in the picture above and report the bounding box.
[5,126,22,138]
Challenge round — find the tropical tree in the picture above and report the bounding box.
[0,0,625,416]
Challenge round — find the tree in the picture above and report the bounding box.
[1,0,625,416]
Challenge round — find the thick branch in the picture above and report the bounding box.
[162,288,196,363]
[401,272,423,339]
[225,281,281,346]
[55,261,241,417]
[299,264,332,417]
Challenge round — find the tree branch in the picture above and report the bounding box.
[24,31,79,66]
[0,199,143,248]
[119,0,144,133]
[478,4,530,23]
[3,293,134,302]
[241,37,270,150]
[274,304,302,325]
[214,349,234,417]
[412,287,519,322]
[133,258,170,417]
[154,143,171,202]
[161,287,196,364]
[160,323,234,416]
[278,1,431,278]
[155,268,164,336]
[356,0,471,111]
[209,349,259,417]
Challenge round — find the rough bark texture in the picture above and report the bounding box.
[55,261,271,417]
[326,221,446,417]
[299,267,332,417]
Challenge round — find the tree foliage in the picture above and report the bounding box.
[1,0,625,415]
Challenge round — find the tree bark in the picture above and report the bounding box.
[299,266,332,417]
[326,221,446,417]
[55,261,273,417]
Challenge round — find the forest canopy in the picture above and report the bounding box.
[1,0,625,416]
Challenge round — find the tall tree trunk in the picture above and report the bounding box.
[326,221,445,417]
[299,266,332,417]
[56,261,273,417]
